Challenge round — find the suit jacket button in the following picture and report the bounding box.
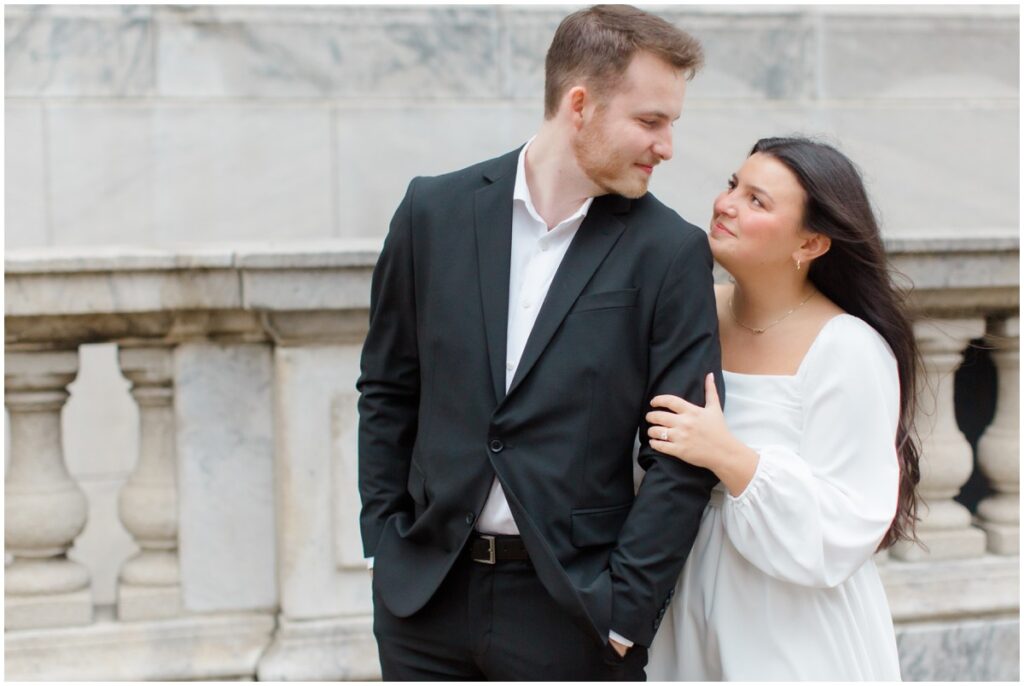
[465,512,475,525]
[489,439,504,453]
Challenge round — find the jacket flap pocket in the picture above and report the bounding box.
[406,461,427,505]
[571,502,632,547]
[571,288,639,314]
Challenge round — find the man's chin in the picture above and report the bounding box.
[611,180,649,199]
[591,175,648,199]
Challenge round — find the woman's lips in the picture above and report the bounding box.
[711,221,735,237]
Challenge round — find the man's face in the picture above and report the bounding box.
[572,51,687,199]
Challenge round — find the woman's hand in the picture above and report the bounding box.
[646,373,759,496]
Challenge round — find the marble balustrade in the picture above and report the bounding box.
[3,237,1019,681]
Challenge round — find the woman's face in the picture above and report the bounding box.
[708,152,809,273]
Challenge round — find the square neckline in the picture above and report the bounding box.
[721,313,854,380]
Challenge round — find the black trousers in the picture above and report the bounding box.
[373,547,647,681]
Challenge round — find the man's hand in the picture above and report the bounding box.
[609,638,629,658]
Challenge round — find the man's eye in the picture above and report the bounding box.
[751,195,762,207]
[726,179,737,190]
[640,119,656,127]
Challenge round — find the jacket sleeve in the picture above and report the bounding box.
[357,178,421,557]
[720,319,900,588]
[608,228,722,647]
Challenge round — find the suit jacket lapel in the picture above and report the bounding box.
[505,194,629,400]
[474,150,519,405]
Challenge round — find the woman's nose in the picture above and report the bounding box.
[713,192,737,217]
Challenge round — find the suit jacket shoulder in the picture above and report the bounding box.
[629,191,706,249]
[412,147,521,199]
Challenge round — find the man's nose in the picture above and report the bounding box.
[653,128,673,161]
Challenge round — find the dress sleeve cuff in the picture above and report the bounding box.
[725,447,770,506]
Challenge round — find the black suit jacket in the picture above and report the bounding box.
[358,147,722,647]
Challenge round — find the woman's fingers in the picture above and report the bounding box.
[645,410,681,427]
[649,394,696,413]
[649,437,678,457]
[704,373,722,411]
[647,425,672,441]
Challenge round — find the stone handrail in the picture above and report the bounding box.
[4,236,1019,680]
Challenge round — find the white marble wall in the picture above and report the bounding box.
[4,5,1019,251]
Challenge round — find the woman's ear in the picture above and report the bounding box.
[795,232,831,264]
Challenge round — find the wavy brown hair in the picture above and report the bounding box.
[544,4,704,119]
[751,136,921,549]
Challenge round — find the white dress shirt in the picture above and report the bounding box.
[475,140,632,648]
[475,137,593,534]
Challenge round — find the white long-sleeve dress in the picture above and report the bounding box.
[647,314,903,681]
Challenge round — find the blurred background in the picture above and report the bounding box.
[4,4,1019,681]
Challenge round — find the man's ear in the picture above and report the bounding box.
[566,86,588,130]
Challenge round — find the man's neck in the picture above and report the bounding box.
[524,125,602,229]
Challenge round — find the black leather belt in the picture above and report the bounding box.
[468,534,531,564]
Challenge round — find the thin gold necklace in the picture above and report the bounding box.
[729,290,816,335]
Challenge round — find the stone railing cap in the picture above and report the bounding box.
[884,233,1019,254]
[5,240,384,274]
[6,234,1017,275]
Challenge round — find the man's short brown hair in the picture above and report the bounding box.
[544,4,704,119]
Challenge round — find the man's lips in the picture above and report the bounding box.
[635,163,654,175]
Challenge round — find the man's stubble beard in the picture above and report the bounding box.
[572,114,650,200]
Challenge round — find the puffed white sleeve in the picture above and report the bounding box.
[720,317,901,588]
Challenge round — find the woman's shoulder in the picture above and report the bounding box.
[801,312,896,377]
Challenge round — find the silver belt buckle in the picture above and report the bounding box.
[477,534,496,564]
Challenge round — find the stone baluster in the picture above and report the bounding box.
[976,316,1019,554]
[891,319,988,561]
[4,349,92,629]
[116,346,181,620]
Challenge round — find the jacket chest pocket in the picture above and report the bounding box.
[568,288,638,315]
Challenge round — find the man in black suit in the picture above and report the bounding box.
[358,5,722,680]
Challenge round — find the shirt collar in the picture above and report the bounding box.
[513,136,595,228]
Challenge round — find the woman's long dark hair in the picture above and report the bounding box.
[751,136,920,549]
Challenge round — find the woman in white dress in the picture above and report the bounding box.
[645,137,921,680]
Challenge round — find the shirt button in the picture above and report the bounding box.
[506,362,514,371]
[540,244,549,252]
[465,512,475,525]
[522,301,531,309]
[489,439,504,453]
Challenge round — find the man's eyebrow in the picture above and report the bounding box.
[638,110,672,120]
